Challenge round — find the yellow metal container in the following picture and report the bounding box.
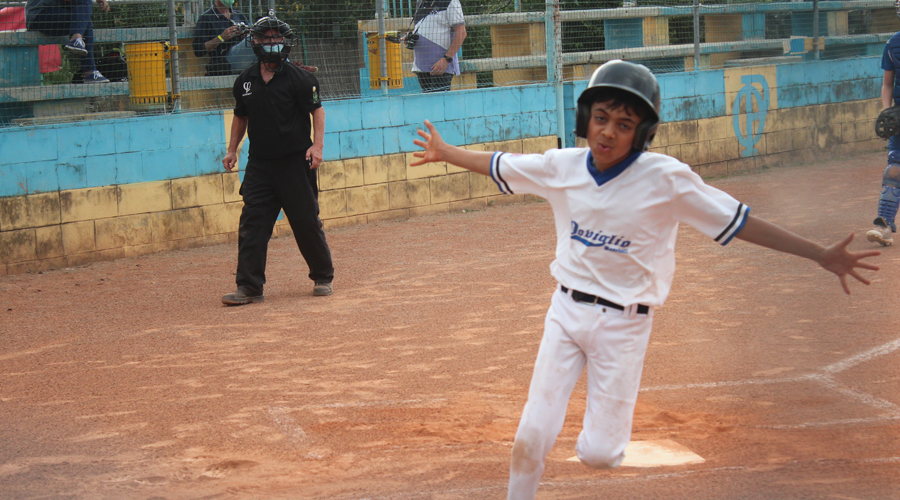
[366,32,403,90]
[125,42,169,105]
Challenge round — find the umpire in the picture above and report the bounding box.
[221,12,334,305]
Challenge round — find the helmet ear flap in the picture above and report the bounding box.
[575,102,590,139]
[632,120,659,151]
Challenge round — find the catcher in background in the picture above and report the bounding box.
[412,60,881,500]
[868,1,900,246]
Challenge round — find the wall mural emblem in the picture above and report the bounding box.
[732,74,770,157]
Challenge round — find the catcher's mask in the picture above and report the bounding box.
[576,60,661,151]
[249,11,296,65]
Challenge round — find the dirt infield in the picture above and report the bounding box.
[1,151,899,500]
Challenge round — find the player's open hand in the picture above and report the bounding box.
[818,232,880,294]
[411,120,445,166]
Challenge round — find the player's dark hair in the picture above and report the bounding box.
[575,60,661,151]
[582,87,652,122]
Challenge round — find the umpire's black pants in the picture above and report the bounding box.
[236,152,334,293]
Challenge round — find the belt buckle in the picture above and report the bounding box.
[590,295,600,306]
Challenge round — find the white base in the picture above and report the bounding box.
[567,439,705,467]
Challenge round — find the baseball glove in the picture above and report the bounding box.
[875,106,900,139]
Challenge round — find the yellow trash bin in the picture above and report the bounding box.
[366,31,403,90]
[125,42,169,105]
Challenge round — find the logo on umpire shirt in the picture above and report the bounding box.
[242,82,252,96]
[570,221,631,254]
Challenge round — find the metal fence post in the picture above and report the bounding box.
[693,0,700,71]
[168,0,181,112]
[813,0,820,60]
[546,0,564,148]
[376,0,389,94]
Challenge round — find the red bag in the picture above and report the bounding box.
[0,6,63,74]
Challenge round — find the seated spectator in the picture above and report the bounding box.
[25,0,110,83]
[192,0,251,76]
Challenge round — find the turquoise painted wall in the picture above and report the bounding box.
[0,111,225,198]
[0,56,884,199]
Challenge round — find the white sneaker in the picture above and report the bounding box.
[866,218,894,246]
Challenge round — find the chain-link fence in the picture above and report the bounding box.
[0,0,897,126]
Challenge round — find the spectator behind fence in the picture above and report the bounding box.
[192,0,252,76]
[408,0,466,92]
[25,0,110,83]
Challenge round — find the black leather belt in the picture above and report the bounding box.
[560,286,649,315]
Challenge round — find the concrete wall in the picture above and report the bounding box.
[0,57,885,275]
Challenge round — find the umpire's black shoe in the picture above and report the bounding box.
[313,281,333,296]
[222,288,265,305]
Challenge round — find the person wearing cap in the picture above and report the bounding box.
[192,0,250,76]
[410,59,879,499]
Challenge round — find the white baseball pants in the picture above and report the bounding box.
[507,287,654,500]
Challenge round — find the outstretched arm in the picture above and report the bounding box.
[735,216,880,294]
[412,120,494,176]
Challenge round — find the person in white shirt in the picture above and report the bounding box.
[410,59,880,500]
[408,0,466,92]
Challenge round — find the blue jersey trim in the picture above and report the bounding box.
[586,150,642,187]
[490,152,513,194]
[717,204,751,246]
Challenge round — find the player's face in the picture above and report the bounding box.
[586,101,643,172]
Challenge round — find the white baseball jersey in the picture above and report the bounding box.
[490,148,750,307]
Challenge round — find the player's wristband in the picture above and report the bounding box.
[217,35,225,42]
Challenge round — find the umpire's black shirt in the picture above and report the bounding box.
[233,62,322,160]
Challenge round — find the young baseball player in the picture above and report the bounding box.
[411,60,880,500]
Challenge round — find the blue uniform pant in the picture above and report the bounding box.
[26,0,97,74]
[875,135,900,229]
[236,152,334,293]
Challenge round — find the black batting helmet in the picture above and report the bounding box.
[249,10,296,64]
[575,60,661,151]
